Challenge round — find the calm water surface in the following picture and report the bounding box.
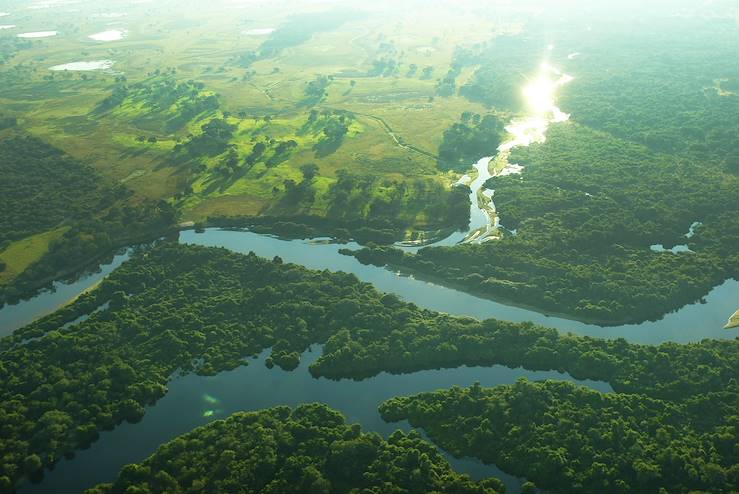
[3,229,735,494]
[20,348,611,494]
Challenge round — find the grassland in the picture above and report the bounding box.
[0,0,520,293]
[726,310,739,330]
[0,0,502,230]
[0,227,69,284]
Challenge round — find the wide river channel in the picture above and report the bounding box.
[1,228,735,494]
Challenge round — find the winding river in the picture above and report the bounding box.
[445,60,575,244]
[2,230,736,494]
[2,56,736,493]
[19,345,611,494]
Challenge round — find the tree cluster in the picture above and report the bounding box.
[1,243,735,491]
[381,379,739,494]
[87,404,504,494]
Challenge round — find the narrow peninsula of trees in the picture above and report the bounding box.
[381,379,739,494]
[1,243,736,492]
[86,404,504,494]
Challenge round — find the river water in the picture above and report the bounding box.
[3,229,736,494]
[3,55,736,494]
[19,346,612,494]
[436,61,576,245]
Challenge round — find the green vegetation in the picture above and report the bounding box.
[332,3,739,325]
[438,114,503,171]
[0,37,31,65]
[347,123,739,324]
[0,134,176,307]
[86,404,504,494]
[2,243,736,491]
[254,11,360,60]
[97,75,219,134]
[726,310,739,330]
[0,0,497,257]
[0,135,101,246]
[0,227,69,283]
[381,379,738,494]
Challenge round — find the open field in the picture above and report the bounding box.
[0,227,69,283]
[0,0,508,227]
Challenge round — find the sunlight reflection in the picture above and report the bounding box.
[498,61,573,152]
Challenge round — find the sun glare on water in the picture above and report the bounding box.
[499,61,573,152]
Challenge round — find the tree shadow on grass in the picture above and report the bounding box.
[313,137,344,158]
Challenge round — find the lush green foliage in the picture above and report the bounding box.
[2,243,735,491]
[86,404,503,494]
[0,134,176,307]
[0,37,31,65]
[97,75,219,133]
[0,242,461,489]
[348,123,739,323]
[381,379,739,494]
[0,135,102,246]
[324,170,471,234]
[438,114,503,171]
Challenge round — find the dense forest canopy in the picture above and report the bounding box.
[1,243,735,492]
[0,1,737,493]
[87,404,504,494]
[0,133,176,307]
[346,121,739,324]
[381,379,739,494]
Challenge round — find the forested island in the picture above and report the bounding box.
[85,404,504,494]
[1,243,736,491]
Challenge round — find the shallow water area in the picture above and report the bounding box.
[436,58,575,245]
[50,60,115,71]
[17,31,58,38]
[0,250,130,336]
[88,29,126,41]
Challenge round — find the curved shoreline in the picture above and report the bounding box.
[3,224,736,340]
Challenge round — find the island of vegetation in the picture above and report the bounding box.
[1,243,736,492]
[85,404,504,494]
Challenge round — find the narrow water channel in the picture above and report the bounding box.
[2,53,735,494]
[19,347,611,494]
[2,229,735,494]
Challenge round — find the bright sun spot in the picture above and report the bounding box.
[498,60,573,152]
[523,74,556,114]
[522,63,572,117]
